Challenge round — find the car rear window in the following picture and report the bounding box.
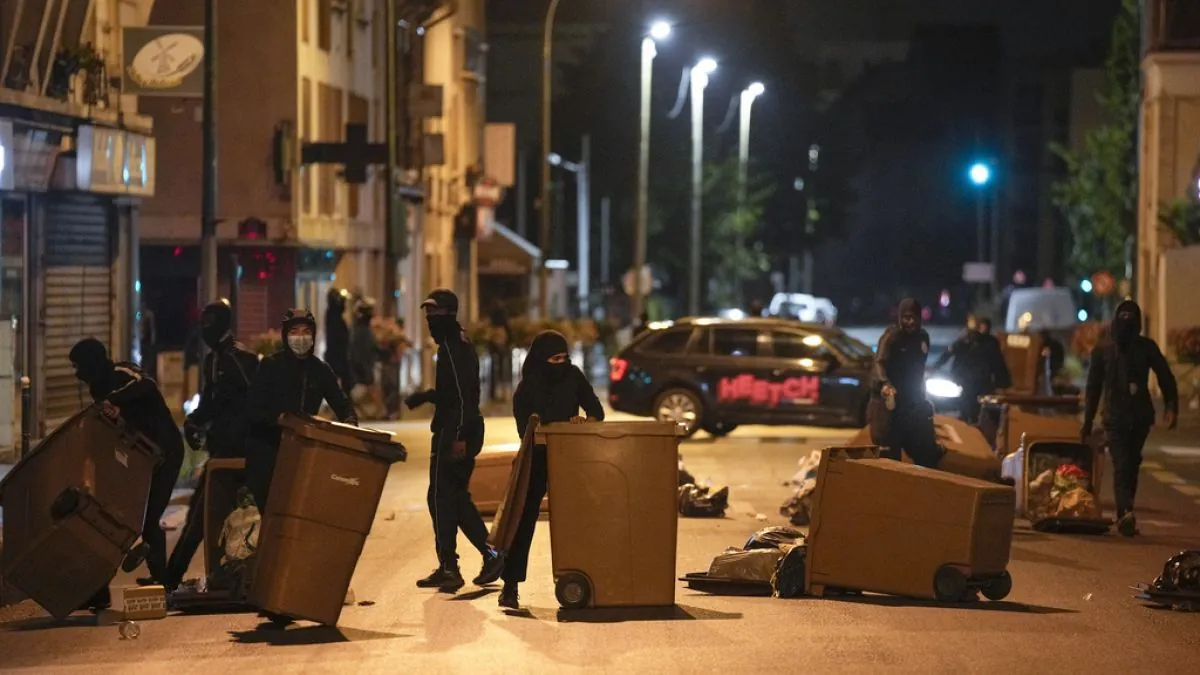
[638,328,693,355]
[771,332,831,360]
[712,328,762,357]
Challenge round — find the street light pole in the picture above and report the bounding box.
[633,22,670,321]
[200,0,218,305]
[688,58,716,317]
[736,82,764,302]
[383,0,398,317]
[577,135,591,317]
[538,0,563,318]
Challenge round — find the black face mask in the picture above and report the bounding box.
[427,315,458,343]
[1112,314,1138,345]
[546,361,570,381]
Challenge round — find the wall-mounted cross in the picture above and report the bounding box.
[300,122,386,184]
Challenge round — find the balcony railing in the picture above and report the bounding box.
[1148,0,1200,52]
[1,0,113,107]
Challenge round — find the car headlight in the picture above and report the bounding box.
[926,377,962,399]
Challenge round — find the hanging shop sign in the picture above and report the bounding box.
[122,26,206,97]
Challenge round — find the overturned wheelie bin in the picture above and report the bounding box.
[805,446,1016,603]
[249,414,405,626]
[539,421,682,610]
[1002,436,1110,534]
[0,406,161,618]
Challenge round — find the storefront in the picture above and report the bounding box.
[0,111,155,442]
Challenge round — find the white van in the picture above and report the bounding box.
[1005,288,1078,333]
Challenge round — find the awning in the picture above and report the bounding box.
[477,222,540,276]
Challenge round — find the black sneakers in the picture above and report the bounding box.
[473,549,506,586]
[416,568,455,589]
[1118,512,1139,537]
[498,583,520,610]
[439,569,466,593]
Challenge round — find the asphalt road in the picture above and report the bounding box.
[1,417,1198,674]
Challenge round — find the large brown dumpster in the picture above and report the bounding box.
[249,414,406,625]
[0,407,161,618]
[539,421,682,610]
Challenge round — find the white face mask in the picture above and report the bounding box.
[288,335,314,356]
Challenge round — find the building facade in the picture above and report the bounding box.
[1,0,157,445]
[139,0,390,352]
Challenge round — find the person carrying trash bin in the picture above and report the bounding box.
[405,289,505,593]
[68,338,185,598]
[1081,299,1178,537]
[244,309,358,510]
[869,298,941,467]
[164,300,260,591]
[499,330,606,609]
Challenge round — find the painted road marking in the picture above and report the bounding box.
[1142,460,1164,470]
[483,442,521,453]
[1159,446,1200,458]
[1172,484,1200,497]
[1149,470,1186,486]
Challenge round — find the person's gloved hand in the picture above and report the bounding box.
[183,420,204,451]
[404,393,424,410]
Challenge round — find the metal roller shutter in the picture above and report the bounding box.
[41,195,112,432]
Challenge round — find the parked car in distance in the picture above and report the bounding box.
[608,317,874,437]
[768,292,838,325]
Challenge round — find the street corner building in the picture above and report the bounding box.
[1,0,157,450]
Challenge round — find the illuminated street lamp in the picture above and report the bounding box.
[688,56,718,315]
[735,82,765,300]
[632,20,672,319]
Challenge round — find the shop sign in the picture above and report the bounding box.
[76,125,156,197]
[718,374,821,408]
[122,27,205,97]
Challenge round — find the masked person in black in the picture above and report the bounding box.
[499,330,605,609]
[1082,300,1178,537]
[69,338,185,596]
[244,309,357,511]
[870,299,941,467]
[164,300,260,591]
[405,289,504,593]
[324,288,353,395]
[351,298,385,418]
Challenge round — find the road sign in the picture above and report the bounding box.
[1091,271,1115,297]
[962,262,995,284]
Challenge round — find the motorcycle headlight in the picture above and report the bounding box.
[926,377,962,399]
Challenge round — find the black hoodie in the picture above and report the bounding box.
[873,299,931,407]
[512,331,605,438]
[1084,300,1178,429]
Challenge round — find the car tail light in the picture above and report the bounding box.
[610,357,629,382]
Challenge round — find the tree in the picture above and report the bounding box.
[1051,0,1140,279]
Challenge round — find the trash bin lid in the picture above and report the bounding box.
[279,414,407,462]
[537,421,682,439]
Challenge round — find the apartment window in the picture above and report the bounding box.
[318,0,332,51]
[346,0,356,58]
[300,0,309,43]
[348,94,369,219]
[318,83,343,215]
[301,78,313,214]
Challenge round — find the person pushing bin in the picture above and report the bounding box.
[164,300,260,591]
[245,309,357,510]
[499,330,605,609]
[405,289,505,593]
[68,338,185,600]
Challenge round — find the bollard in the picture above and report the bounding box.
[20,376,31,459]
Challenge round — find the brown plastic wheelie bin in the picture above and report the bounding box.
[249,414,406,625]
[539,421,682,610]
[0,407,161,618]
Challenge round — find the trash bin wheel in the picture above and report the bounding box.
[981,571,1013,601]
[555,573,592,610]
[50,487,82,520]
[933,565,968,603]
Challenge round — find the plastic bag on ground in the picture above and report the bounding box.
[771,544,808,598]
[219,487,261,566]
[708,548,785,583]
[779,450,822,526]
[744,526,805,551]
[678,483,729,517]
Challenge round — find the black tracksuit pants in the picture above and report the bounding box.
[143,448,184,583]
[501,444,548,585]
[428,419,489,570]
[165,467,209,588]
[1107,424,1151,519]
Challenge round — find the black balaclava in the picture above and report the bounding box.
[422,289,461,344]
[897,298,922,334]
[977,318,993,336]
[524,330,571,384]
[282,309,318,358]
[1111,299,1141,347]
[200,300,234,350]
[69,337,111,385]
